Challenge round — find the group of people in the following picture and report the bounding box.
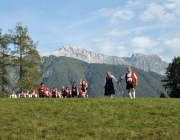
[10,79,88,98]
[10,67,138,99]
[104,67,138,99]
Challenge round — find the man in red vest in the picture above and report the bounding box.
[38,83,46,98]
[72,82,78,98]
[117,67,138,98]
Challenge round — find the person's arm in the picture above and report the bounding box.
[136,78,138,85]
[117,74,125,84]
[110,75,118,82]
[134,73,138,85]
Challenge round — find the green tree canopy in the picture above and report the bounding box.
[161,57,180,98]
[0,30,12,96]
[9,23,43,92]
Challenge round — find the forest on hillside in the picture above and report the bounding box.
[41,56,166,98]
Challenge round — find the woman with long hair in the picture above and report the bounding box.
[104,71,118,98]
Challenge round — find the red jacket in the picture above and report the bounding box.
[38,86,46,94]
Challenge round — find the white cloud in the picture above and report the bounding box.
[152,38,180,62]
[164,37,180,50]
[139,1,179,23]
[166,0,180,14]
[130,36,158,48]
[68,8,135,28]
[111,10,134,23]
[91,38,114,55]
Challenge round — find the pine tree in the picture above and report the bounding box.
[0,30,12,96]
[9,23,43,92]
[161,57,180,98]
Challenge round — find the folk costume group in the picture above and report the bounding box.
[10,79,88,98]
[104,67,138,98]
[10,67,138,99]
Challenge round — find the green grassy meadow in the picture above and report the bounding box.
[0,98,180,140]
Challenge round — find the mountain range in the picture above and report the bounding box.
[41,46,168,75]
[41,56,166,98]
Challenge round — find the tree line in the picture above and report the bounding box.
[0,23,43,97]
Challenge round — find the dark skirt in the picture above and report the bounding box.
[104,80,115,96]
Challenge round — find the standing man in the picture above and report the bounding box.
[38,83,46,98]
[117,67,138,98]
[72,82,78,98]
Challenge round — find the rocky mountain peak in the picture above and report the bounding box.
[41,46,168,75]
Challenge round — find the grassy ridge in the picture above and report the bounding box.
[0,98,180,140]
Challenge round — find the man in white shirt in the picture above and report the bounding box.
[117,67,138,98]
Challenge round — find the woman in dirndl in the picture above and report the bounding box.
[104,71,118,98]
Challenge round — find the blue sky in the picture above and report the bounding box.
[0,0,180,62]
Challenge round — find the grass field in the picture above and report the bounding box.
[0,98,180,140]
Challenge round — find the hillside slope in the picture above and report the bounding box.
[1,98,180,139]
[42,56,166,97]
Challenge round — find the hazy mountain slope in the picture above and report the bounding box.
[42,56,166,97]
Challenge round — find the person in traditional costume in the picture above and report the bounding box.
[38,83,46,98]
[66,87,72,98]
[25,90,30,98]
[80,79,88,98]
[10,90,17,98]
[78,88,83,98]
[56,88,60,98]
[61,86,67,98]
[51,87,57,98]
[31,90,37,98]
[72,82,78,98]
[117,67,138,98]
[104,71,118,98]
[45,88,51,98]
[19,91,25,98]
